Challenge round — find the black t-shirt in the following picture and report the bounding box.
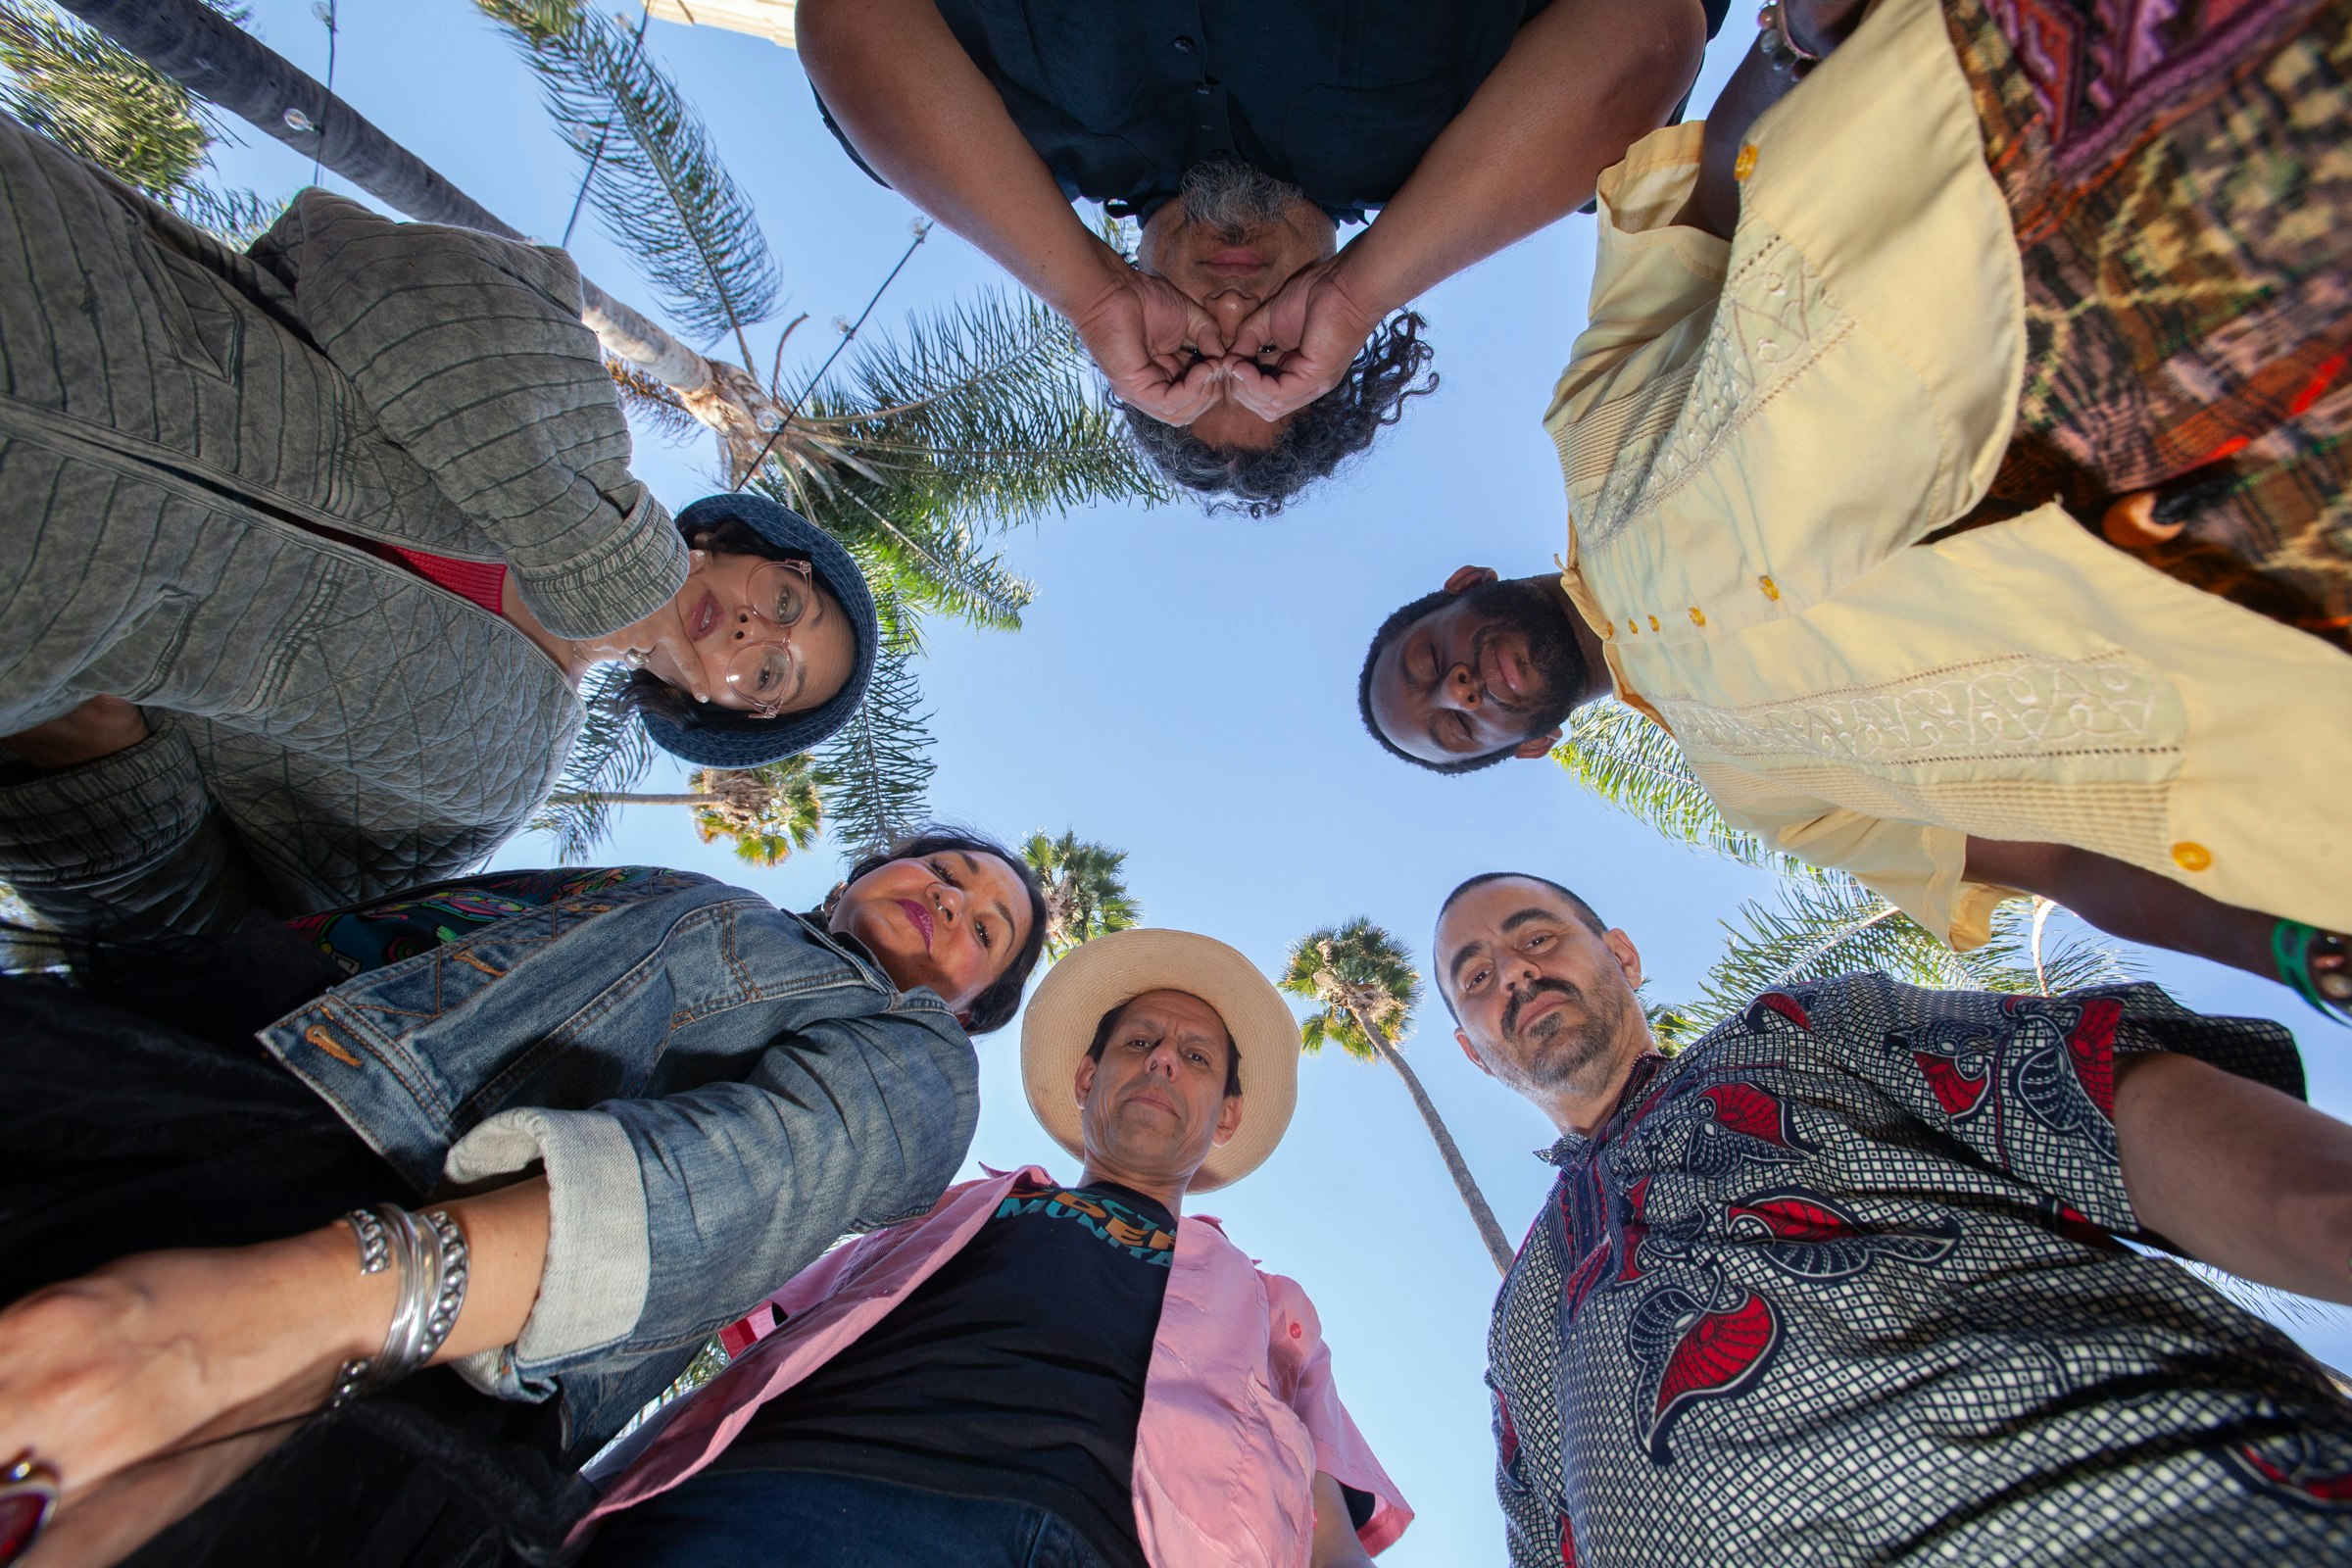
[717,1179,1178,1568]
[817,0,1732,222]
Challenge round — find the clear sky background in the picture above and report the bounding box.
[199,4,2352,1559]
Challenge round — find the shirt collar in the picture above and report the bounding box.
[1532,1053,1675,1167]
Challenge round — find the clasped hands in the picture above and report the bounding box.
[1065,257,1381,430]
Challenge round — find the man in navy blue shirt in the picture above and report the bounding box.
[798,0,1728,514]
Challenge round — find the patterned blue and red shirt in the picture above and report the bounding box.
[1487,974,2352,1565]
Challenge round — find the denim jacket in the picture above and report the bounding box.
[257,870,978,1456]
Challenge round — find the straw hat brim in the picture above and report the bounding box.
[1019,928,1298,1195]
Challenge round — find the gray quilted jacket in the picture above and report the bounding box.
[0,116,686,932]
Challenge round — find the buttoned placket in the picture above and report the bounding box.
[1164,0,1237,167]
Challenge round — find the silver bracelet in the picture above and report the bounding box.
[327,1202,470,1409]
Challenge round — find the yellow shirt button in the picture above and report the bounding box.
[1628,617,1641,635]
[2171,841,2213,872]
[1600,620,1614,639]
[1689,607,1706,626]
[1647,613,1661,632]
[1735,144,1758,180]
[1758,575,1781,602]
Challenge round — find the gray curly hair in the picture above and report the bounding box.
[1117,311,1439,518]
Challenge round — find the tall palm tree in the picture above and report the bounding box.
[1553,700,2135,1032]
[1281,920,1517,1277]
[1020,831,1141,959]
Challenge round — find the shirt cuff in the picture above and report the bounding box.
[513,490,689,642]
[444,1106,652,1374]
[0,728,203,879]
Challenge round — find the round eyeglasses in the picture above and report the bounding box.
[721,558,816,717]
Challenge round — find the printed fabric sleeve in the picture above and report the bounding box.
[440,1005,976,1402]
[1692,757,2007,950]
[0,724,257,934]
[1832,976,2307,1235]
[1262,1274,1413,1554]
[1494,1372,1560,1568]
[251,191,685,641]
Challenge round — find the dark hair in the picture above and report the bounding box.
[1085,995,1244,1098]
[834,828,1050,1035]
[1356,587,1519,775]
[1431,872,1609,1022]
[609,516,823,731]
[1117,312,1438,518]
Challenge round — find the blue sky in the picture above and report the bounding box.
[201,5,2352,1559]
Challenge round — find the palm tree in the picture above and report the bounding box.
[689,759,824,868]
[1020,831,1141,959]
[1281,920,1517,1277]
[1552,700,2135,1033]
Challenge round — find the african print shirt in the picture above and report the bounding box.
[1486,974,2352,1566]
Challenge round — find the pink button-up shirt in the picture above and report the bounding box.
[581,1168,1412,1564]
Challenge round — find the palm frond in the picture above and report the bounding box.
[1279,918,1418,1063]
[1678,876,2139,1036]
[810,613,937,858]
[0,0,280,248]
[0,0,213,198]
[477,0,781,361]
[606,356,703,445]
[1552,701,1826,879]
[525,665,661,861]
[800,289,1169,532]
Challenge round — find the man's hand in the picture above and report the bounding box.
[1225,258,1381,421]
[2,697,148,772]
[1067,269,1231,426]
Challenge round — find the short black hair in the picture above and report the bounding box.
[1117,312,1438,518]
[1430,872,1609,1022]
[1085,995,1244,1099]
[837,827,1050,1035]
[1356,588,1519,775]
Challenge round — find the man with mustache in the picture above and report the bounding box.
[571,928,1410,1567]
[795,0,1730,514]
[1436,868,2352,1565]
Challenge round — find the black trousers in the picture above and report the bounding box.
[1,978,581,1565]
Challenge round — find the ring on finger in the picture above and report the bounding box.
[0,1452,61,1567]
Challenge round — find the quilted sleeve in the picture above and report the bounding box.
[0,724,259,934]
[255,192,685,640]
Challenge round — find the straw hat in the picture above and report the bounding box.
[1020,928,1299,1194]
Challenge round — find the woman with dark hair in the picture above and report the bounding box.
[0,829,1048,1566]
[0,116,877,936]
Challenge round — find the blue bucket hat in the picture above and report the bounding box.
[633,494,879,769]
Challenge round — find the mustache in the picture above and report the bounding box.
[1502,976,1582,1038]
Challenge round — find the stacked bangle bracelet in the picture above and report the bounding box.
[330,1202,471,1409]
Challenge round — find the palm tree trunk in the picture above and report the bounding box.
[1345,1004,1517,1277]
[56,0,736,405]
[545,792,718,807]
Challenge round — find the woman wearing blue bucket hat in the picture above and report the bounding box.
[0,132,880,933]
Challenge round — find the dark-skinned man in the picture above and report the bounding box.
[573,928,1409,1568]
[1436,868,2352,1565]
[1359,0,2352,1024]
[795,0,1729,514]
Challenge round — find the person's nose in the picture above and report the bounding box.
[1145,1040,1183,1080]
[1441,660,1483,712]
[1205,290,1255,341]
[930,879,963,931]
[1501,951,1543,996]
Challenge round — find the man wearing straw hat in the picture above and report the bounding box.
[571,927,1412,1567]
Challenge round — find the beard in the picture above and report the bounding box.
[1176,159,1311,242]
[1498,976,1629,1096]
[1458,577,1587,740]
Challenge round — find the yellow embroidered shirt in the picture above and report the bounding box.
[1546,0,2352,947]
